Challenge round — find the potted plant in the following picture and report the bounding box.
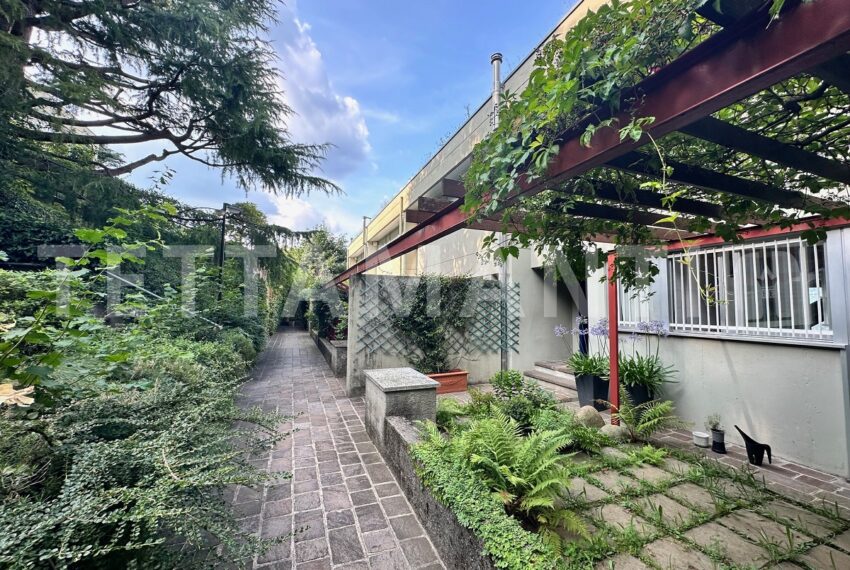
[567,352,609,411]
[385,275,472,394]
[619,353,674,405]
[557,316,610,411]
[705,413,726,454]
[619,320,675,405]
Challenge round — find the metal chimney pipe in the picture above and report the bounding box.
[491,52,503,129]
[491,52,510,372]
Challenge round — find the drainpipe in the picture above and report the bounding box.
[491,53,510,372]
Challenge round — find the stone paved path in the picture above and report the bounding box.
[234,329,446,570]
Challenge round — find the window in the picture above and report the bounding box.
[666,237,831,340]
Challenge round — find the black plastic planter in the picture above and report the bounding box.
[575,374,608,411]
[711,429,727,454]
[625,384,652,406]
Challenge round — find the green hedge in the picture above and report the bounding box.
[0,270,285,568]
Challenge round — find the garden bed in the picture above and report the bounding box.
[316,336,347,377]
[405,371,850,569]
[383,416,499,570]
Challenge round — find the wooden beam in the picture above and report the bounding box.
[608,152,836,211]
[680,116,850,184]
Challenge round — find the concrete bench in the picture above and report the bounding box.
[364,367,439,449]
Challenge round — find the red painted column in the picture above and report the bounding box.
[607,252,620,426]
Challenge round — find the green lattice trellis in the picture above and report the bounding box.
[355,275,519,356]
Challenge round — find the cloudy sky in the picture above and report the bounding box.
[123,0,577,238]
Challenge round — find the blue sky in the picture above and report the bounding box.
[123,0,578,238]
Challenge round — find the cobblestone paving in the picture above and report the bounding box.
[234,329,445,570]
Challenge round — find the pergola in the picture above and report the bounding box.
[330,0,850,418]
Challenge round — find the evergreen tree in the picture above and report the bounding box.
[0,0,336,195]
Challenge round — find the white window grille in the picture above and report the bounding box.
[619,283,654,330]
[665,237,831,340]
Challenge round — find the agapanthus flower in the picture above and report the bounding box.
[590,318,609,337]
[649,320,670,336]
[554,324,569,338]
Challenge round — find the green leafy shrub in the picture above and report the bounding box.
[436,398,467,432]
[0,212,291,567]
[626,445,668,466]
[491,371,558,427]
[530,409,610,454]
[611,388,688,442]
[531,408,576,432]
[219,329,258,363]
[491,369,525,399]
[618,353,675,398]
[412,423,560,570]
[465,388,497,418]
[0,332,284,568]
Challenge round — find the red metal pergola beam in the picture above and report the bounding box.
[329,0,850,287]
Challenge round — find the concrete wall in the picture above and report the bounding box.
[416,231,577,378]
[586,261,850,478]
[661,337,847,476]
[346,273,519,394]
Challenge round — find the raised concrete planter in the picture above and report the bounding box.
[317,337,347,377]
[383,416,496,570]
[364,367,438,451]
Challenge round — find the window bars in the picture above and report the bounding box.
[667,237,831,340]
[619,236,831,341]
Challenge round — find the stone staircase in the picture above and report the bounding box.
[523,361,580,404]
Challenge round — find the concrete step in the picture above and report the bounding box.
[534,360,573,375]
[524,368,577,391]
[534,379,579,403]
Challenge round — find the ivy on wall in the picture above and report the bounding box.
[385,275,473,374]
[356,275,520,371]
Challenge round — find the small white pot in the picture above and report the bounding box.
[693,431,711,448]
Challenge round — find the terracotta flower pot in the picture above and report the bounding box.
[426,370,468,394]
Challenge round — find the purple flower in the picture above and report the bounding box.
[589,318,609,337]
[636,320,651,333]
[648,320,670,336]
[554,324,569,338]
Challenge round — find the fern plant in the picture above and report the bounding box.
[454,410,587,542]
[609,388,688,442]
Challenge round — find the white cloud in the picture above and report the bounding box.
[268,195,362,237]
[362,108,401,124]
[274,5,371,178]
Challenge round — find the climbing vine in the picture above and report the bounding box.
[384,275,473,374]
[462,0,849,288]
